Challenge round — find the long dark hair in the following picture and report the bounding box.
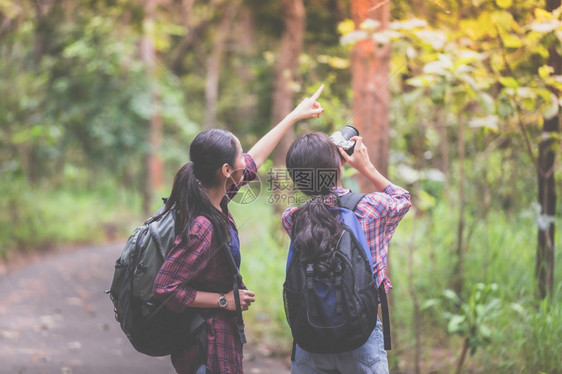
[286,132,342,276]
[150,129,237,246]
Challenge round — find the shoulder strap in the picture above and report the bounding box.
[220,241,247,344]
[339,192,366,211]
[146,215,247,344]
[339,192,392,351]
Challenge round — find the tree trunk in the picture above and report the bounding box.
[204,1,240,129]
[139,0,163,216]
[350,0,391,190]
[169,0,196,75]
[453,112,466,295]
[455,337,470,374]
[536,0,560,300]
[233,6,257,125]
[408,211,421,374]
[271,0,305,168]
[434,109,451,195]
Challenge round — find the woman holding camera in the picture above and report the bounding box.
[282,132,411,374]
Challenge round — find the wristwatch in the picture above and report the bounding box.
[218,293,228,308]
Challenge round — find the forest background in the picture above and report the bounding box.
[1,0,561,372]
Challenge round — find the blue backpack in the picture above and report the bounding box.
[283,193,390,355]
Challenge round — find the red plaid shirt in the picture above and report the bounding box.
[282,184,411,293]
[153,154,257,374]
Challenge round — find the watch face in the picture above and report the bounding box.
[219,296,227,307]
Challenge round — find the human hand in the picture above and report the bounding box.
[289,84,325,121]
[338,136,375,175]
[226,289,255,311]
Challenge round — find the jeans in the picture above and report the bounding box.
[291,319,389,374]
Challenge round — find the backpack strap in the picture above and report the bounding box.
[379,282,391,350]
[339,191,392,351]
[221,242,247,344]
[338,192,366,211]
[146,222,247,345]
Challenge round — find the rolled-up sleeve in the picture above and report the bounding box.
[152,217,214,313]
[281,207,297,236]
[359,184,411,224]
[354,184,411,291]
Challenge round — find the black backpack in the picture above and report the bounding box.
[106,202,246,357]
[283,193,390,355]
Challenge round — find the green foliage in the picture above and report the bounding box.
[1,1,561,371]
[230,194,293,351]
[518,298,562,373]
[424,283,503,356]
[0,176,142,258]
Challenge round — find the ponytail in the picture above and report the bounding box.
[291,194,343,277]
[286,132,345,276]
[149,128,237,249]
[149,161,231,246]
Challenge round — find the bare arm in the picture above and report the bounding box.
[339,136,391,192]
[248,85,325,169]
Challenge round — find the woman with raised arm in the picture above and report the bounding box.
[282,132,411,374]
[152,86,324,374]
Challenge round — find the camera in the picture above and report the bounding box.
[330,125,359,156]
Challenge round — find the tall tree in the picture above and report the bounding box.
[139,0,163,215]
[204,0,241,129]
[536,0,560,300]
[350,0,391,191]
[271,0,305,167]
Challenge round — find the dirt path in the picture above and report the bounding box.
[0,244,289,374]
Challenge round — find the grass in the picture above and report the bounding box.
[230,194,294,355]
[390,200,562,373]
[0,178,142,258]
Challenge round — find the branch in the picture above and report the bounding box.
[495,25,515,77]
[543,134,562,179]
[515,108,544,179]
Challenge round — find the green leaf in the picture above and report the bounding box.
[492,11,514,32]
[447,315,466,334]
[539,65,554,79]
[495,0,512,9]
[429,81,446,104]
[360,19,380,33]
[443,289,460,303]
[469,116,499,132]
[530,19,559,34]
[542,93,559,120]
[417,189,437,212]
[406,76,435,88]
[535,8,554,20]
[421,298,441,311]
[502,33,523,48]
[499,76,519,89]
[338,19,355,35]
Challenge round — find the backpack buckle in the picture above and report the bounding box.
[306,264,314,290]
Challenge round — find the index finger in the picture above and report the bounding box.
[310,84,324,101]
[350,136,363,148]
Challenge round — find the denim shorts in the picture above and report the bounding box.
[291,319,389,374]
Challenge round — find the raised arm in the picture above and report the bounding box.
[248,85,324,169]
[338,136,391,192]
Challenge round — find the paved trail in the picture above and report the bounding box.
[0,244,288,374]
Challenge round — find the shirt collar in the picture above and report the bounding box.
[332,186,351,195]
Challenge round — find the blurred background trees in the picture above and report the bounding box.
[1,0,561,372]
